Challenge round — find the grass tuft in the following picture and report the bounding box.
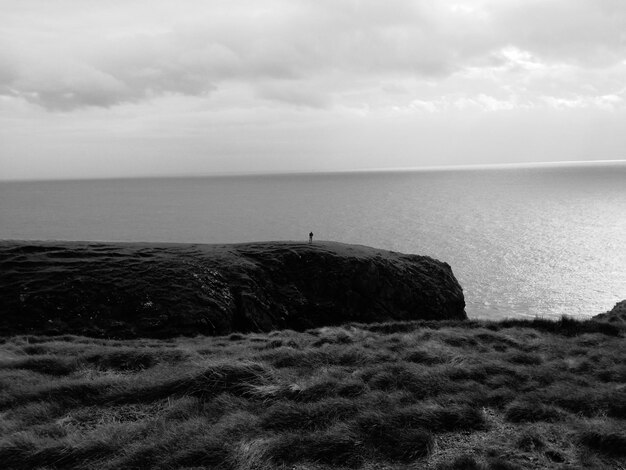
[260,398,359,431]
[504,352,542,365]
[403,348,448,364]
[362,363,456,398]
[516,429,545,452]
[84,349,157,371]
[0,356,79,376]
[0,438,116,470]
[504,400,566,423]
[356,403,486,434]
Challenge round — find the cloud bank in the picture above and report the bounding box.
[1,0,625,179]
[2,0,625,111]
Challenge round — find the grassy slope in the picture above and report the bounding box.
[0,318,624,470]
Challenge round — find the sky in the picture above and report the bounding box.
[1,0,626,180]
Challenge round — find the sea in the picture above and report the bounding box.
[1,162,625,321]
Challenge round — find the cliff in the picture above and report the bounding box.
[593,300,626,326]
[0,241,466,338]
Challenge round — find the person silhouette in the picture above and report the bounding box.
[309,232,313,244]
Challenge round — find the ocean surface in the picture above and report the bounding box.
[1,162,625,320]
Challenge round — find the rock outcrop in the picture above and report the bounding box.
[593,300,626,326]
[0,241,466,338]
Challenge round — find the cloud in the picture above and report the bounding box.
[255,80,332,109]
[542,93,623,110]
[0,0,625,111]
[491,0,626,67]
[405,93,523,113]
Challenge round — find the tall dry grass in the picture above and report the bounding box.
[0,317,623,469]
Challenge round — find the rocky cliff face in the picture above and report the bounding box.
[593,300,626,326]
[0,241,466,338]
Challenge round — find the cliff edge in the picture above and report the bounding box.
[593,300,626,326]
[0,241,466,338]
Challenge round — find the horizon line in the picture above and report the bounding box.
[2,159,625,183]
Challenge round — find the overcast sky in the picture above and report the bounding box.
[1,0,626,180]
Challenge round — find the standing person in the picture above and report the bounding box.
[309,232,313,244]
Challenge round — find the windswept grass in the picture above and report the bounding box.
[0,316,624,469]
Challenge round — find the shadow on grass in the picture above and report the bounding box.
[580,429,626,457]
[267,427,365,468]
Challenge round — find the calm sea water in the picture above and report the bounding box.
[1,163,625,320]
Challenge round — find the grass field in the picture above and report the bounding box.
[0,317,624,469]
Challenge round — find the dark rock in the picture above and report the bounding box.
[0,240,466,338]
[593,300,626,326]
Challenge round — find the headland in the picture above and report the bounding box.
[0,240,466,338]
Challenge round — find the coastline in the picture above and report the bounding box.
[0,240,466,338]
[0,240,624,469]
